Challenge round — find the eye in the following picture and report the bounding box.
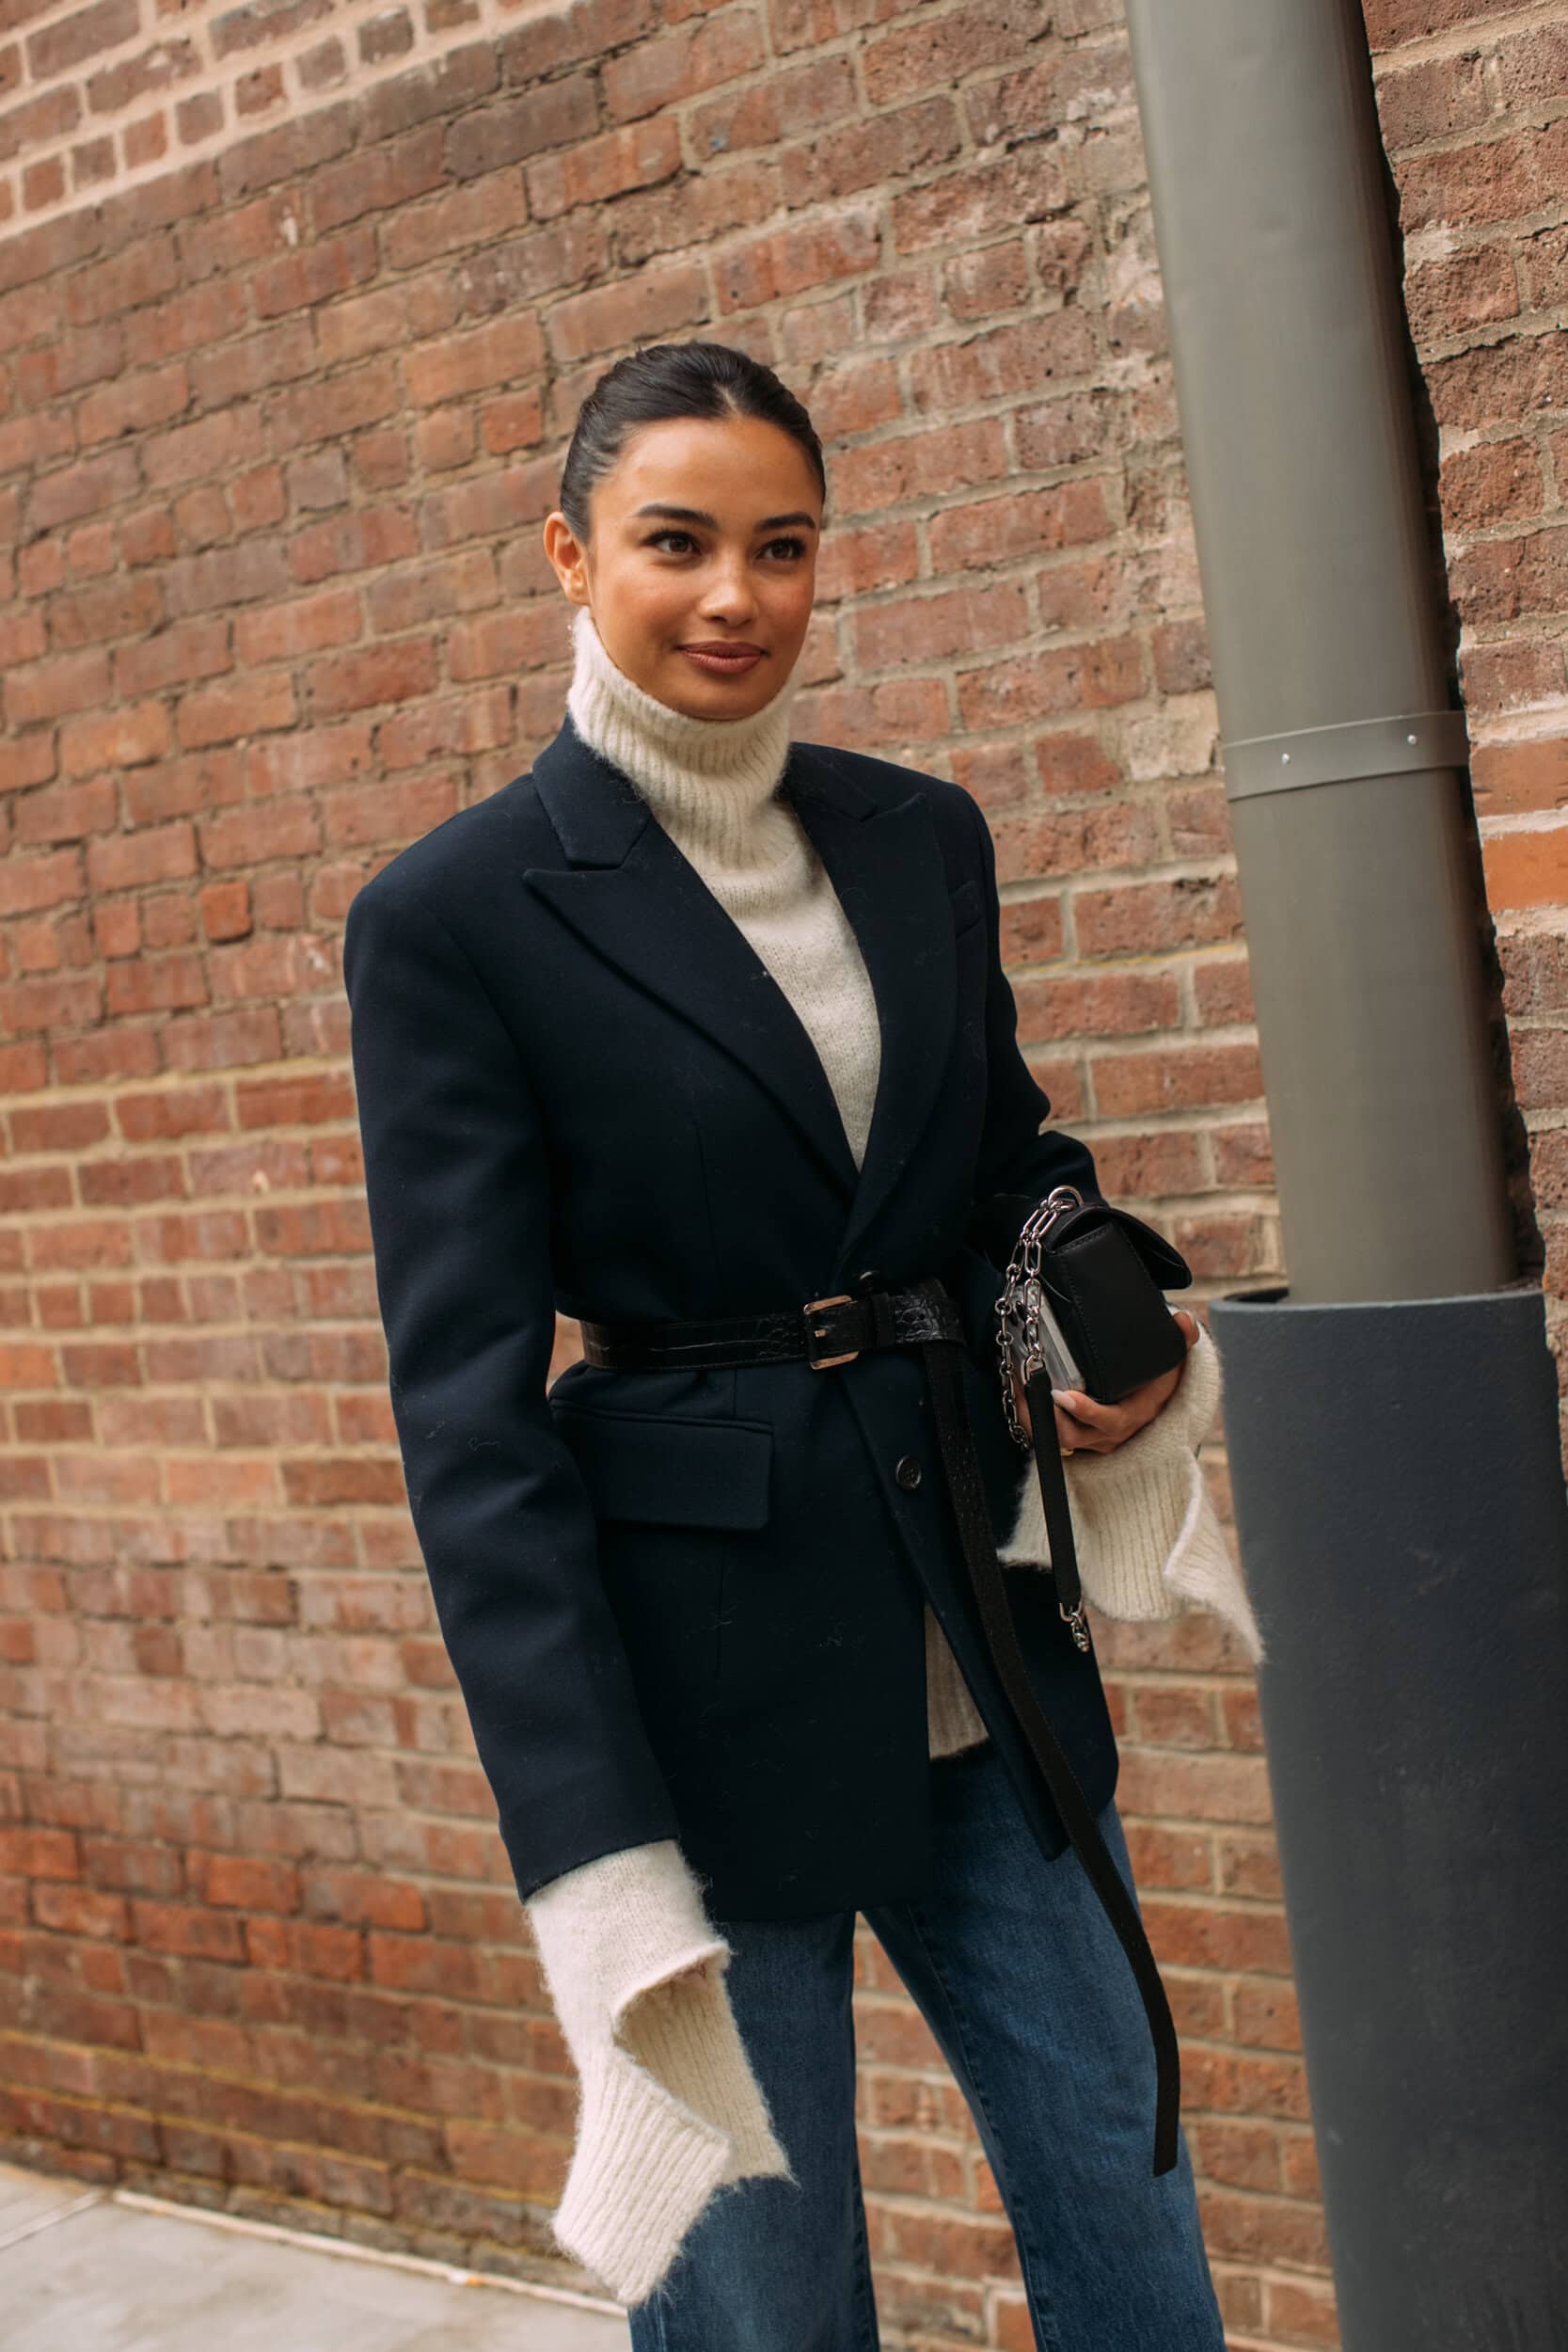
[642,530,810,560]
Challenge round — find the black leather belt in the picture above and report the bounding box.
[578,1273,1180,2177]
[581,1282,966,1372]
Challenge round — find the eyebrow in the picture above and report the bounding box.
[630,502,820,532]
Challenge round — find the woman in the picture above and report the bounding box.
[344,340,1262,2349]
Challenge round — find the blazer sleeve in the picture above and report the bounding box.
[343,876,682,1900]
[960,788,1104,1269]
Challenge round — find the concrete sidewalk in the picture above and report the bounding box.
[1,2161,632,2351]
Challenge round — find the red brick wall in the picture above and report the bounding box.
[0,2,1558,2345]
[1365,0,1568,1382]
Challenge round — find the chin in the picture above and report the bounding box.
[664,660,775,714]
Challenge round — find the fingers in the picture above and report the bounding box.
[1052,1387,1118,1435]
[1045,1315,1199,1455]
[1052,1392,1124,1454]
[1054,1369,1173,1453]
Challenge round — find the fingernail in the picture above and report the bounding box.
[1051,1389,1070,1406]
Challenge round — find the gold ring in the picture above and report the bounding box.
[1060,1445,1075,1458]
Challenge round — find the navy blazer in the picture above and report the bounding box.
[343,712,1119,1920]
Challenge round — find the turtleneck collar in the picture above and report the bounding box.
[564,604,806,851]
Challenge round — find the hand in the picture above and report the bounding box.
[1011,1311,1199,1456]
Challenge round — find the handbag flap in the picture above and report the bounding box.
[993,1191,1193,1401]
[1043,1200,1192,1292]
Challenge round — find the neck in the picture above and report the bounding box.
[564,605,805,856]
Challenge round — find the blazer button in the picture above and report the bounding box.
[895,1454,923,1490]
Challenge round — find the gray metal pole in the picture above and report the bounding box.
[1123,0,1513,1306]
[1120,4,1568,2344]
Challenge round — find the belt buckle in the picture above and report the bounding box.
[804,1294,859,1369]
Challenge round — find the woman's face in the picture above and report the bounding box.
[544,413,823,720]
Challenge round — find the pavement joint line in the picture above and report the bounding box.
[0,2192,108,2255]
[109,2188,626,2318]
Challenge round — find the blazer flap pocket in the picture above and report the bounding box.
[551,1405,773,1530]
[949,877,982,934]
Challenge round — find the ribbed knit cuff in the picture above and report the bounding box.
[525,1839,795,2308]
[996,1326,1266,1664]
[549,2041,737,2308]
[614,1953,795,2187]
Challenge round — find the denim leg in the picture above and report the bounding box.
[863,1742,1227,2352]
[626,1901,881,2352]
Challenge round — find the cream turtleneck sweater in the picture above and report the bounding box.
[524,604,1265,2312]
[565,602,884,1168]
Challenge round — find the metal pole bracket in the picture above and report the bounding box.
[1220,708,1471,802]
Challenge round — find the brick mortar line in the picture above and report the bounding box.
[1405,303,1568,368]
[1370,6,1568,76]
[1016,953,1250,990]
[3,1843,490,1876]
[1426,502,1568,548]
[832,563,1147,624]
[1480,805,1568,832]
[1440,426,1568,467]
[1413,270,1568,342]
[0,2109,485,2174]
[1465,691,1568,725]
[0,2034,574,2135]
[0,1065,347,1104]
[1381,103,1568,166]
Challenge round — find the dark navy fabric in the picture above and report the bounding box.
[343,712,1119,1919]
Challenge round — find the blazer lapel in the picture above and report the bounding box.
[783,747,958,1275]
[522,717,863,1198]
[520,718,958,1275]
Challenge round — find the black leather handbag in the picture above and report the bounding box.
[993,1184,1194,1649]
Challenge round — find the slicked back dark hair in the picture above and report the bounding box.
[559,340,828,544]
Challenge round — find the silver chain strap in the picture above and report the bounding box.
[993,1184,1084,1452]
[993,1183,1092,1649]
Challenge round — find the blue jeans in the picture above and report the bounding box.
[628,1738,1226,2352]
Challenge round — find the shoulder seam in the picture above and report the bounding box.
[356,873,536,1092]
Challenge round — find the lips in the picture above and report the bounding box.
[681,645,766,675]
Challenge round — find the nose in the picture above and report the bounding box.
[699,556,759,623]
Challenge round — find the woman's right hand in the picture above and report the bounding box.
[1013,1313,1200,1456]
[1011,1366,1086,1454]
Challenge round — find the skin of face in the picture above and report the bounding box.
[542,412,824,720]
